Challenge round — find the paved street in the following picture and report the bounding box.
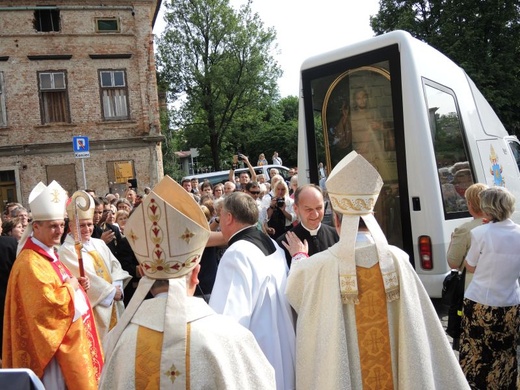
[432,298,459,360]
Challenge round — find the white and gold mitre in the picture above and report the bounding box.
[66,191,95,221]
[125,175,210,279]
[326,151,399,304]
[29,180,68,221]
[326,151,383,215]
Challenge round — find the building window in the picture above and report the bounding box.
[99,70,129,120]
[38,71,71,124]
[34,8,60,32]
[0,72,6,127]
[96,18,120,33]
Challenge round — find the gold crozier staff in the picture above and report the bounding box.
[71,192,90,278]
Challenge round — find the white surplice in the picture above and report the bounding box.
[209,238,295,390]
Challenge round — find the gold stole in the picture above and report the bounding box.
[135,323,192,388]
[88,250,118,330]
[355,264,394,390]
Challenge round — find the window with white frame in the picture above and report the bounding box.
[99,70,129,120]
[38,71,71,124]
[0,72,6,127]
[95,18,120,33]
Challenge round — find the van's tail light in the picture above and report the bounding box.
[418,235,433,270]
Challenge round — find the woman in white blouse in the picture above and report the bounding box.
[460,186,520,389]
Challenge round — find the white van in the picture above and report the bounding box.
[297,30,520,297]
[187,165,291,186]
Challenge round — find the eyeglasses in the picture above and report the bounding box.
[249,191,260,195]
[103,210,116,215]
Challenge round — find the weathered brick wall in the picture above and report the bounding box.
[0,1,163,204]
[1,143,162,207]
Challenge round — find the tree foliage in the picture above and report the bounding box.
[244,95,299,168]
[371,0,520,135]
[156,0,282,170]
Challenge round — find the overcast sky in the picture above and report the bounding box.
[153,0,380,97]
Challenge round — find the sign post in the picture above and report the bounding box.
[73,136,90,189]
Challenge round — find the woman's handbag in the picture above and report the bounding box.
[443,268,466,340]
[442,269,465,306]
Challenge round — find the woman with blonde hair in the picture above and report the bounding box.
[264,179,295,239]
[460,186,520,389]
[446,182,488,349]
[257,153,268,166]
[115,210,130,235]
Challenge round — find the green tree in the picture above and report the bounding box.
[156,0,281,170]
[371,0,520,135]
[245,95,299,168]
[157,72,186,181]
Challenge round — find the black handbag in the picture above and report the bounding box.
[444,268,466,340]
[442,269,465,306]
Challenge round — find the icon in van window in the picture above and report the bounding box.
[321,65,396,183]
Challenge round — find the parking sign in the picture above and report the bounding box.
[73,136,90,158]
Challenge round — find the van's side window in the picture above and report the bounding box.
[424,82,475,216]
[508,141,520,173]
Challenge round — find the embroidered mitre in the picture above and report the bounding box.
[104,176,210,390]
[125,176,210,279]
[326,151,399,304]
[18,180,68,255]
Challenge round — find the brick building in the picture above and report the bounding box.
[0,0,164,207]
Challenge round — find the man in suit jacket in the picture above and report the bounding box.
[91,197,122,258]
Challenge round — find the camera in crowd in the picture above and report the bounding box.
[237,153,245,161]
[276,198,285,208]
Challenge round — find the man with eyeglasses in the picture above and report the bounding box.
[245,181,265,232]
[245,181,262,204]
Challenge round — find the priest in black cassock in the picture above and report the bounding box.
[277,184,339,267]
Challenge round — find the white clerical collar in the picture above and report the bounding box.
[301,222,321,236]
[229,225,256,241]
[31,236,58,262]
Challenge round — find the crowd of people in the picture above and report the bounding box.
[0,150,517,389]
